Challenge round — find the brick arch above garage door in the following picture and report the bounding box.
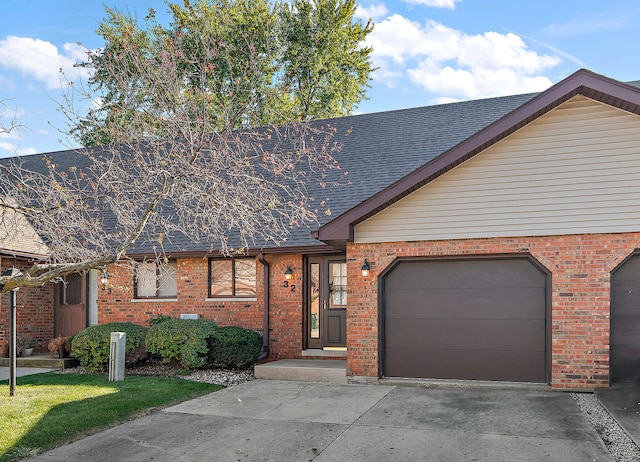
[381,256,549,383]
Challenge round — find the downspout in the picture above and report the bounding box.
[257,253,270,361]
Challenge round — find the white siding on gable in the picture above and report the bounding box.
[355,95,640,243]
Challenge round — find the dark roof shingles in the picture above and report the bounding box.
[5,92,539,254]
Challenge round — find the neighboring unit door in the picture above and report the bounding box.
[54,273,87,337]
[383,257,547,383]
[305,256,347,349]
[611,255,640,383]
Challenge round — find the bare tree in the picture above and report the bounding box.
[0,100,22,137]
[0,16,342,292]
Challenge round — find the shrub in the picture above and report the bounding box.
[207,326,263,369]
[145,318,218,369]
[71,323,149,372]
[149,313,172,327]
[47,336,71,358]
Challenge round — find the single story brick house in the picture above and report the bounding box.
[3,68,640,389]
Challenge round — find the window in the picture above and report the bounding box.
[60,273,83,305]
[329,261,347,307]
[209,257,256,298]
[135,260,177,299]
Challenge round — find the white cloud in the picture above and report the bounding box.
[0,36,88,89]
[431,96,463,104]
[0,130,18,141]
[0,142,36,157]
[403,0,460,8]
[356,3,389,21]
[366,15,560,99]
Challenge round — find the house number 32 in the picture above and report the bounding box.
[283,280,296,292]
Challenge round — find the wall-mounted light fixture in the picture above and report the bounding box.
[101,272,109,290]
[284,266,293,280]
[361,260,371,277]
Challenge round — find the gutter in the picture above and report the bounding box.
[257,253,270,361]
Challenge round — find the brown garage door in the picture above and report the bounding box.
[611,255,640,383]
[383,257,547,382]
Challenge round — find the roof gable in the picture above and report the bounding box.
[355,95,640,242]
[317,69,640,245]
[0,202,49,259]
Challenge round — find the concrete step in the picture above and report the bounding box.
[255,359,347,384]
[0,353,79,369]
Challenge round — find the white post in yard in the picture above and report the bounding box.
[109,332,126,382]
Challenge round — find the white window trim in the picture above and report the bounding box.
[205,297,257,302]
[130,298,178,303]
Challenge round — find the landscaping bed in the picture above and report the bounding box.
[57,356,255,387]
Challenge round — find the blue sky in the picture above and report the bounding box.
[0,0,638,156]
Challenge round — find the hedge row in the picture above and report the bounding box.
[71,319,262,372]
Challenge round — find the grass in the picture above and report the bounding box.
[0,372,221,462]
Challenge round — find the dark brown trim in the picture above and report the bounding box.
[257,253,270,360]
[318,69,640,243]
[377,253,552,383]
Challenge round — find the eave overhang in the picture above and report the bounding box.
[0,248,48,260]
[124,243,339,260]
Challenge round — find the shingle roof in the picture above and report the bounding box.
[1,89,542,255]
[274,91,538,248]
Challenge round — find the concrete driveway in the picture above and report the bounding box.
[28,380,611,462]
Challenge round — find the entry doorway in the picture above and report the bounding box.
[54,272,87,337]
[304,256,347,350]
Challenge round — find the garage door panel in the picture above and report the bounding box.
[611,292,640,315]
[385,348,546,382]
[385,287,546,320]
[385,259,546,290]
[612,255,640,382]
[383,257,547,383]
[385,318,545,351]
[611,346,640,382]
[612,316,640,338]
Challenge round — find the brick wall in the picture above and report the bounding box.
[98,254,305,360]
[0,259,54,356]
[347,232,640,389]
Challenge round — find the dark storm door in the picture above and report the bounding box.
[54,272,87,337]
[306,256,347,349]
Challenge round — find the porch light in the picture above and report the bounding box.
[361,260,371,277]
[101,272,109,290]
[284,266,293,280]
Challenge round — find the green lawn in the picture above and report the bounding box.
[0,373,220,462]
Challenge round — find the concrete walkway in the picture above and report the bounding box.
[0,366,55,380]
[28,380,612,462]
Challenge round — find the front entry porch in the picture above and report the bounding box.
[0,352,78,369]
[255,359,347,384]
